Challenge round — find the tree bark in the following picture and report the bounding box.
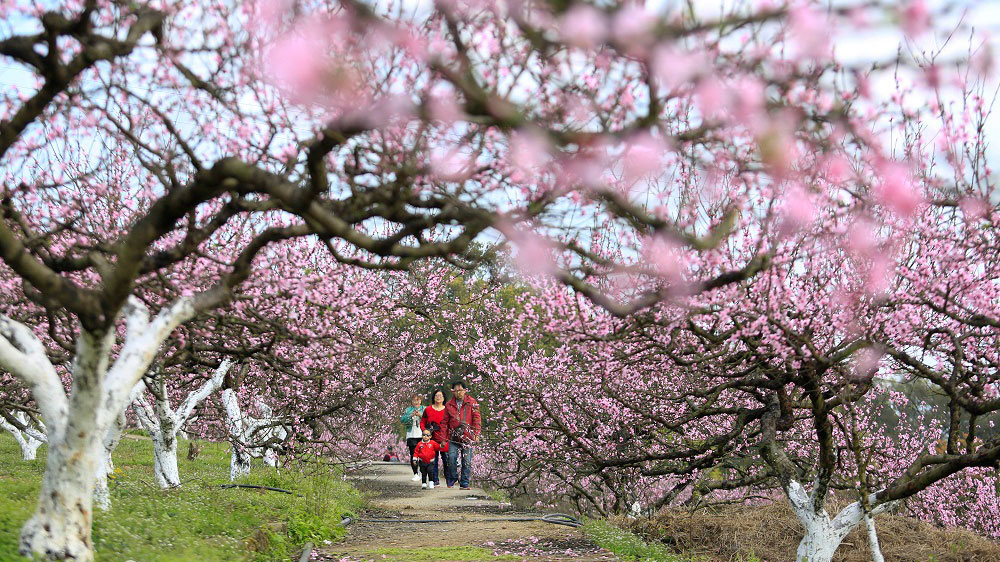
[19,328,112,562]
[221,388,285,479]
[94,382,144,510]
[230,441,252,480]
[785,480,895,562]
[151,430,181,488]
[1,411,45,460]
[134,359,229,488]
[864,511,886,562]
[0,297,197,561]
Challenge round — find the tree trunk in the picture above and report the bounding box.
[1,411,45,460]
[151,430,181,488]
[187,440,202,460]
[135,359,229,488]
[786,480,857,562]
[222,387,251,480]
[19,329,110,562]
[864,511,886,562]
[94,406,135,510]
[0,297,198,561]
[795,519,848,562]
[19,437,102,562]
[785,480,895,562]
[230,442,251,480]
[263,447,279,468]
[21,433,43,460]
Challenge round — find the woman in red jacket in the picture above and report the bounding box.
[420,389,448,487]
[412,429,441,489]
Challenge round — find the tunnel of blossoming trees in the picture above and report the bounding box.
[0,0,999,561]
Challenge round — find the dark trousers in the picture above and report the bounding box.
[406,438,420,474]
[446,443,472,488]
[429,451,441,484]
[418,460,432,483]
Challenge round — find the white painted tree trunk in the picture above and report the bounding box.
[19,328,112,562]
[263,447,279,468]
[221,388,286,480]
[135,360,230,488]
[230,441,252,480]
[151,431,181,488]
[864,511,885,562]
[221,388,251,480]
[1,411,46,460]
[0,296,198,561]
[94,383,144,510]
[785,480,895,562]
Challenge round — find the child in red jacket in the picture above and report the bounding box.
[412,430,441,489]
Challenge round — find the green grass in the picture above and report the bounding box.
[481,486,510,504]
[0,433,362,561]
[583,519,696,562]
[367,546,517,561]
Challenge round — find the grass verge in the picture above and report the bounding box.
[583,519,694,561]
[0,433,362,561]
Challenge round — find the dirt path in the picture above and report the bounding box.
[319,462,617,562]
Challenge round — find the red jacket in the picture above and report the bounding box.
[413,439,440,463]
[443,395,481,443]
[420,405,448,445]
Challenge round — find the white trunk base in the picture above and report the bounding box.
[796,526,843,562]
[19,433,102,562]
[152,434,181,488]
[864,512,885,562]
[230,446,251,480]
[263,447,279,468]
[93,453,111,512]
[1,412,46,460]
[785,480,896,562]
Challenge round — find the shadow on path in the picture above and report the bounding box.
[318,461,617,561]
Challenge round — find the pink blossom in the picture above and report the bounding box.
[789,4,830,59]
[779,183,816,234]
[430,147,473,181]
[427,90,465,124]
[264,21,331,103]
[959,196,989,222]
[622,133,667,185]
[495,220,558,278]
[559,5,607,49]
[874,162,923,218]
[650,45,705,90]
[695,76,726,120]
[824,154,852,184]
[852,347,884,380]
[641,234,688,290]
[866,253,893,293]
[901,0,930,38]
[508,130,551,180]
[846,219,879,257]
[612,5,656,53]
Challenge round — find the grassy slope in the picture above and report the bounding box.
[621,502,1000,562]
[0,433,362,561]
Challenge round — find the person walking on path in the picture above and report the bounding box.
[420,389,449,487]
[443,380,481,489]
[400,394,425,482]
[413,429,442,489]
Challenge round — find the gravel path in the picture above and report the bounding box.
[318,461,617,562]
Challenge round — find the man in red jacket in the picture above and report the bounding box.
[443,380,481,489]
